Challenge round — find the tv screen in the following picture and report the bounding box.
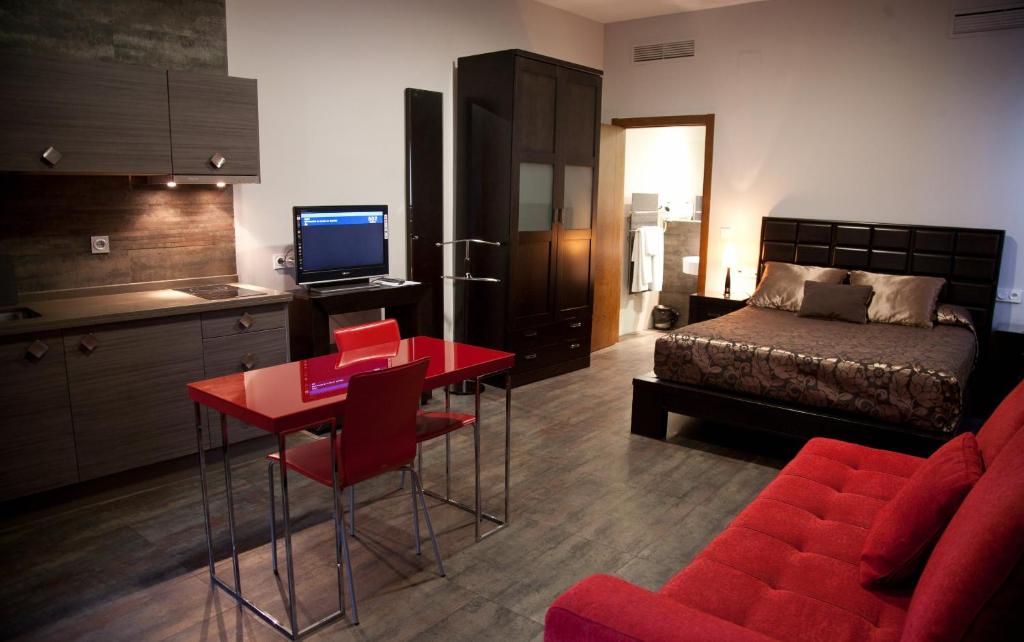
[293,205,389,285]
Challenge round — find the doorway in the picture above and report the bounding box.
[599,115,714,337]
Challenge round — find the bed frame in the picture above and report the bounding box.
[630,216,1005,454]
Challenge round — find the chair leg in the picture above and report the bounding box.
[267,460,278,575]
[348,485,356,537]
[337,496,359,625]
[411,467,421,555]
[409,468,445,577]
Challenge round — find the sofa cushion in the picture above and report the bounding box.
[860,433,983,586]
[660,438,922,642]
[976,378,1024,467]
[901,427,1024,642]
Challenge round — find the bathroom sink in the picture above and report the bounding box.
[0,307,41,323]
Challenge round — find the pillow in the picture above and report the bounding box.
[797,281,874,323]
[936,303,975,332]
[860,433,984,586]
[849,271,945,328]
[748,262,848,312]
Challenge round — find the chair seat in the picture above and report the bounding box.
[268,437,413,488]
[659,438,924,642]
[416,411,475,442]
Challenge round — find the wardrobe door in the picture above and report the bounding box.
[511,58,559,329]
[554,67,600,321]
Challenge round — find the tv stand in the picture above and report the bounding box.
[288,282,430,359]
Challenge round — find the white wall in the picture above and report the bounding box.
[225,0,603,334]
[604,0,1024,328]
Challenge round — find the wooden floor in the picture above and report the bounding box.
[1,331,802,642]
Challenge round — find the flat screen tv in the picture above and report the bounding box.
[292,204,389,285]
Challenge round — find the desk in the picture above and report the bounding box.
[187,336,514,639]
[288,283,430,359]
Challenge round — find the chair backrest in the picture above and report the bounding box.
[337,357,428,487]
[901,381,1024,642]
[334,319,400,353]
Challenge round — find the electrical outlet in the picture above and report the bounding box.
[91,235,110,254]
[996,288,1022,304]
[272,254,286,270]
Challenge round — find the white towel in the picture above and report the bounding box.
[630,226,664,293]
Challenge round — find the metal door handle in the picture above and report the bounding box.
[210,152,227,169]
[241,353,257,371]
[79,333,99,354]
[238,312,254,330]
[25,340,49,360]
[42,146,63,167]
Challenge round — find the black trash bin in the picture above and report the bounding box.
[652,304,679,330]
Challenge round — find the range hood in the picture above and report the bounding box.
[146,174,260,186]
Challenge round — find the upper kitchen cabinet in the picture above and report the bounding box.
[167,71,260,179]
[0,54,172,174]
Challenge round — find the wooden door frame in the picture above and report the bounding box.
[610,114,715,293]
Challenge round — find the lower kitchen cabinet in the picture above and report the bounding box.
[64,315,205,480]
[0,331,78,501]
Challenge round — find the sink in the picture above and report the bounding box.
[0,307,41,323]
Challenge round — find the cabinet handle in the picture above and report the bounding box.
[411,235,420,241]
[238,312,254,330]
[25,340,49,361]
[210,152,227,169]
[241,353,257,371]
[523,353,538,361]
[42,146,63,167]
[568,322,582,329]
[569,342,581,350]
[524,330,538,338]
[79,333,99,354]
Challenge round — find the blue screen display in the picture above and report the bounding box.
[295,210,387,274]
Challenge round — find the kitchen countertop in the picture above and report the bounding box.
[1,283,291,337]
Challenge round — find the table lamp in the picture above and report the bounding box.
[721,227,736,299]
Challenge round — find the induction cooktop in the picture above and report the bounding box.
[175,285,264,300]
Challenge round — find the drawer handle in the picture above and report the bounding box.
[79,333,99,354]
[568,322,582,329]
[42,146,63,167]
[241,353,257,371]
[569,342,581,350]
[210,152,227,169]
[25,340,49,361]
[238,312,254,330]
[523,353,538,361]
[524,330,539,338]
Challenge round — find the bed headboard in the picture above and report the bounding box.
[756,216,1005,337]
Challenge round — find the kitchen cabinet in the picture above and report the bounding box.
[168,70,260,177]
[0,53,172,175]
[64,316,205,480]
[0,331,78,501]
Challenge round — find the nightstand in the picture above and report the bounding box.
[687,291,748,324]
[975,329,1024,417]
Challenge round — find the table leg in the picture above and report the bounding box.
[504,370,512,525]
[195,403,215,577]
[328,419,346,617]
[474,376,482,542]
[277,432,300,635]
[220,412,242,596]
[444,386,451,500]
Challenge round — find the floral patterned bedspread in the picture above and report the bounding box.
[653,306,976,432]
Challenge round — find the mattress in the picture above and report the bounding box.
[653,305,977,433]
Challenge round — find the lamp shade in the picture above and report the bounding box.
[720,227,736,268]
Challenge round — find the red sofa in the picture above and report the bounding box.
[546,380,1024,642]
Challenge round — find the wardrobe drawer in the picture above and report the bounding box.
[561,318,590,340]
[509,324,560,350]
[201,303,286,338]
[562,337,590,358]
[513,343,561,370]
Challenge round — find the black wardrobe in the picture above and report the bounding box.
[455,50,602,385]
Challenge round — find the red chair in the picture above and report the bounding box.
[266,358,441,625]
[334,320,478,528]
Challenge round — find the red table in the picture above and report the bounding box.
[187,336,514,640]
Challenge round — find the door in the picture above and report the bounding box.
[0,54,172,174]
[591,124,625,351]
[554,67,601,322]
[511,58,559,329]
[168,70,260,176]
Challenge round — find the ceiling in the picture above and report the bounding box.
[534,0,767,24]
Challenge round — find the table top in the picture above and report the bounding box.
[188,336,515,433]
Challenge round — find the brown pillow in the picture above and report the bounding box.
[936,304,975,332]
[797,281,874,323]
[748,262,848,312]
[850,271,945,328]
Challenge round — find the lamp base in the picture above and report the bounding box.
[724,267,732,299]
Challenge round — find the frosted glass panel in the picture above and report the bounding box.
[518,163,553,231]
[562,165,592,230]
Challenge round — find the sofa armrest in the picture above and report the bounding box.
[545,575,779,642]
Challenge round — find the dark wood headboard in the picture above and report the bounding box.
[756,216,1005,339]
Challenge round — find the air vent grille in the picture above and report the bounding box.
[633,40,695,63]
[951,3,1024,35]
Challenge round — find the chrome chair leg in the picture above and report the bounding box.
[348,485,356,537]
[267,460,278,575]
[411,467,421,555]
[338,487,359,624]
[408,468,445,577]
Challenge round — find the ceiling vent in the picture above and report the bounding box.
[633,40,695,63]
[950,3,1024,36]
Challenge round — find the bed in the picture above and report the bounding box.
[631,216,1005,453]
